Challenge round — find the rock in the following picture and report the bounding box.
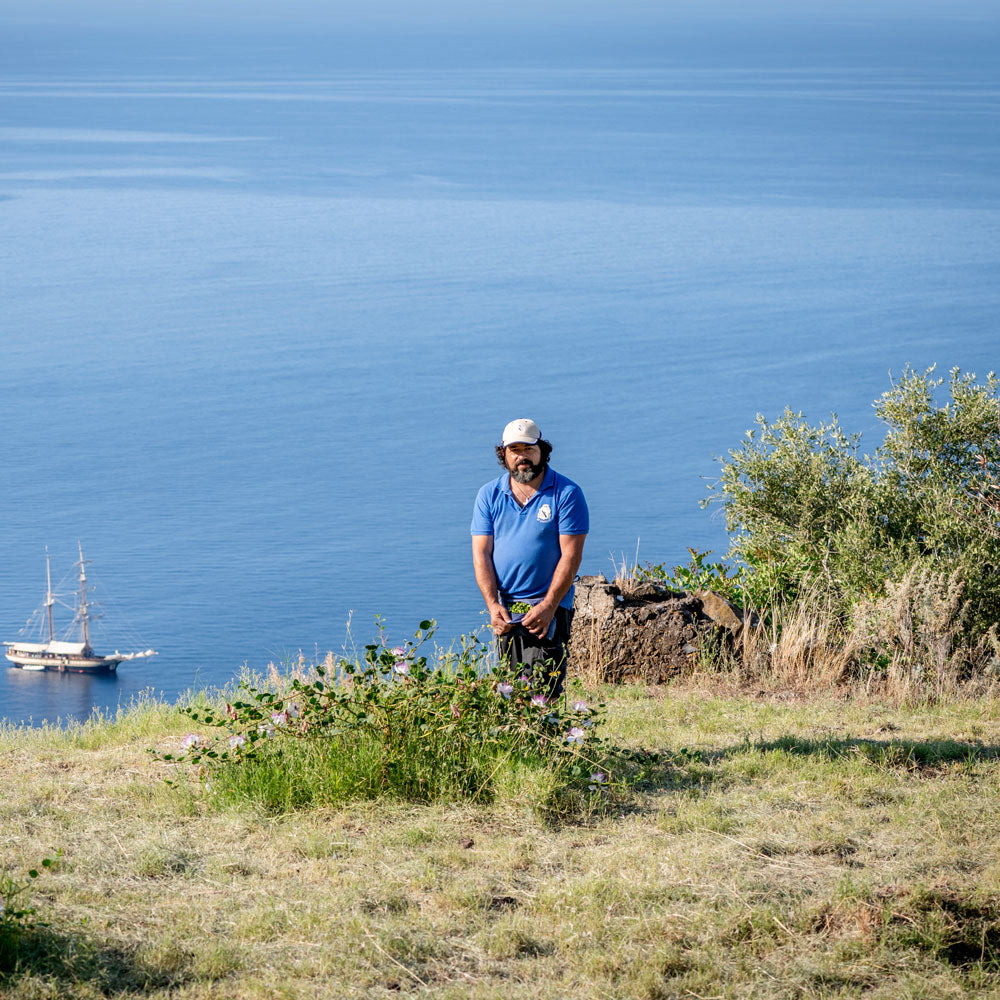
[695,589,747,634]
[628,580,681,600]
[572,575,620,619]
[569,579,753,684]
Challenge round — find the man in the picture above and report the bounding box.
[471,418,589,697]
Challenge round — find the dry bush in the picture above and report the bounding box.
[850,566,988,699]
[701,571,1000,702]
[873,566,965,669]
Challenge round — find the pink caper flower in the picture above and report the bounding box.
[229,734,247,750]
[286,703,300,719]
[271,711,289,726]
[497,682,514,699]
[531,694,547,708]
[590,771,606,784]
[181,733,200,750]
[565,727,585,745]
[518,674,531,684]
[395,661,410,676]
[573,701,589,713]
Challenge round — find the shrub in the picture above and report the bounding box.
[154,621,611,812]
[705,366,1000,640]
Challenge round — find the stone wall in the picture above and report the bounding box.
[568,574,751,684]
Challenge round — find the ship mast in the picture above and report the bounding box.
[76,541,91,650]
[45,549,55,643]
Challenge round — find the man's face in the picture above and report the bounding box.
[505,442,545,484]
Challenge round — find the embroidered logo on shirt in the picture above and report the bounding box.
[537,503,552,522]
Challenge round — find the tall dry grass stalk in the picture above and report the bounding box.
[577,612,606,689]
[609,543,644,599]
[727,583,861,691]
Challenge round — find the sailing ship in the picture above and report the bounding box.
[4,544,157,674]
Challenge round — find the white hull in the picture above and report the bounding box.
[5,648,123,673]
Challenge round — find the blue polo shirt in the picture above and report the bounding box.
[471,467,589,610]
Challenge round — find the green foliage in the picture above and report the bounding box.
[153,620,612,812]
[705,366,1000,635]
[0,854,58,973]
[638,548,746,602]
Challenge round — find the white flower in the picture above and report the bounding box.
[565,727,585,745]
[257,724,276,738]
[573,701,589,713]
[531,694,547,708]
[271,711,289,726]
[497,682,514,699]
[181,733,200,750]
[229,734,247,750]
[395,661,410,676]
[286,703,300,719]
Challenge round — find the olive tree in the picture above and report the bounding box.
[706,366,1000,635]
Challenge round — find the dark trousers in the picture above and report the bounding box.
[497,606,574,699]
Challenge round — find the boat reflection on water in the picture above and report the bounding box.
[4,665,127,726]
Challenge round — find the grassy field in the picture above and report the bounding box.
[3,682,1000,999]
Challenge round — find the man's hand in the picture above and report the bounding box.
[521,600,555,639]
[489,603,514,635]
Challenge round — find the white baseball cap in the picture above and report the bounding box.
[501,418,542,446]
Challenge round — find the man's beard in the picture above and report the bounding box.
[510,460,546,484]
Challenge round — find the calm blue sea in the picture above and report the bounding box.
[2,16,998,725]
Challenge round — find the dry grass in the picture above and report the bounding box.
[681,575,1000,704]
[727,590,863,692]
[4,685,1000,998]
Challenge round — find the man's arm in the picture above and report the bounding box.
[472,534,514,635]
[520,534,587,638]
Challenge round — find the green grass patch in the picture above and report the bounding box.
[4,680,1000,997]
